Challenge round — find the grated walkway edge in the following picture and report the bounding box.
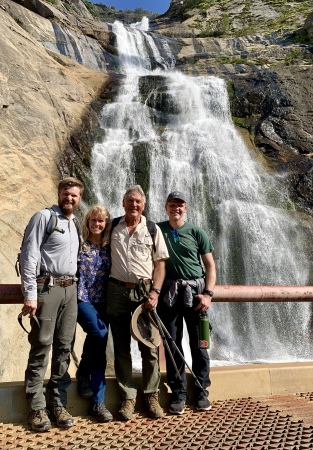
[1,393,313,449]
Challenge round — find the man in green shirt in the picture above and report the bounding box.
[157,191,216,415]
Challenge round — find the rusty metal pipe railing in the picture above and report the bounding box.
[213,285,313,302]
[1,284,313,304]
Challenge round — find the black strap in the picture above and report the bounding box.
[146,220,157,253]
[41,208,58,249]
[18,312,40,334]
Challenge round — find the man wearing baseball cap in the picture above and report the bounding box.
[157,191,216,415]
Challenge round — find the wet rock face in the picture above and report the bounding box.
[59,74,122,205]
[138,75,181,126]
[227,65,313,211]
[229,67,313,156]
[296,11,313,44]
[293,168,313,212]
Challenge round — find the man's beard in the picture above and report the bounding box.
[59,201,78,216]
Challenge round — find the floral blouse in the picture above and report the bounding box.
[77,241,111,303]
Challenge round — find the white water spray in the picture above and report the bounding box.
[91,20,313,365]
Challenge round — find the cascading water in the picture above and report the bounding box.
[91,19,313,366]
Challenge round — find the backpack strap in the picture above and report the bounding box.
[45,207,82,255]
[112,216,122,230]
[146,220,157,253]
[72,215,83,255]
[110,216,122,241]
[40,208,58,250]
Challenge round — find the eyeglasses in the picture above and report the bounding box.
[171,229,180,243]
[18,312,40,334]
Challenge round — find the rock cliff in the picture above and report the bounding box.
[0,0,115,381]
[0,0,312,381]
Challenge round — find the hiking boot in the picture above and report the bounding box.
[144,392,164,419]
[118,398,136,421]
[76,371,93,399]
[29,409,51,432]
[89,403,113,423]
[169,399,185,415]
[196,393,212,411]
[48,405,74,428]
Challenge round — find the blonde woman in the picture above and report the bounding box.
[76,205,112,422]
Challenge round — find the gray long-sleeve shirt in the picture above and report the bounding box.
[20,205,80,301]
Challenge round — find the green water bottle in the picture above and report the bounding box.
[198,312,210,349]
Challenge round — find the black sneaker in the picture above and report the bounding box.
[89,403,113,423]
[76,371,93,399]
[29,409,51,432]
[169,399,185,415]
[196,394,212,411]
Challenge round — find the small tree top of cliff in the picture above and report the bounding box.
[91,3,159,23]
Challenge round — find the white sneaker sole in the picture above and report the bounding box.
[196,404,212,411]
[169,407,185,415]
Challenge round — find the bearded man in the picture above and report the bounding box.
[20,177,84,432]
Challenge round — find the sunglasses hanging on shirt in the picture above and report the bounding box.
[171,229,180,243]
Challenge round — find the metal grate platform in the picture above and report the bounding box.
[1,394,313,449]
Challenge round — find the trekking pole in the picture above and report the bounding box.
[149,309,207,396]
[138,281,206,396]
[147,307,187,396]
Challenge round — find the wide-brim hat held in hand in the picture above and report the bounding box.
[131,304,161,348]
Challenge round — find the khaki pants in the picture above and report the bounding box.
[25,282,77,411]
[107,281,160,400]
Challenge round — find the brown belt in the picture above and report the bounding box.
[36,277,75,287]
[109,277,151,289]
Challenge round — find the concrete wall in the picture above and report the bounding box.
[1,362,313,423]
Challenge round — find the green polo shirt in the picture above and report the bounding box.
[157,221,214,280]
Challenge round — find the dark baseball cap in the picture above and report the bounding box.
[166,191,187,203]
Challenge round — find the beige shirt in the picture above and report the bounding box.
[110,215,169,283]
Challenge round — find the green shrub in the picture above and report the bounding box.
[232,117,246,128]
[285,49,301,65]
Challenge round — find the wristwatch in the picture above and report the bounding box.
[203,290,214,297]
[150,287,161,295]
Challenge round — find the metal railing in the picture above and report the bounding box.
[1,284,313,304]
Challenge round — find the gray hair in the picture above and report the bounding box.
[123,185,146,203]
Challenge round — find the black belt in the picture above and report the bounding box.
[36,277,76,287]
[109,277,151,289]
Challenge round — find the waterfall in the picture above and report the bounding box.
[91,19,313,366]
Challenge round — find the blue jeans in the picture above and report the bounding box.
[77,301,108,404]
